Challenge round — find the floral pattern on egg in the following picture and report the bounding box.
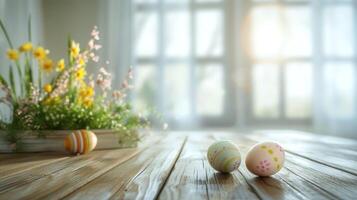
[245,142,285,176]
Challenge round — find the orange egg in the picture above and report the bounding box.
[64,130,97,154]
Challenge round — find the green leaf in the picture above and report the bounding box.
[14,61,23,96]
[28,15,32,42]
[9,66,16,96]
[67,35,72,64]
[25,59,33,96]
[27,15,34,94]
[0,74,9,87]
[0,18,14,49]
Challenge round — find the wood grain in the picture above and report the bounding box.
[1,131,357,200]
[228,133,357,200]
[0,135,161,200]
[0,152,69,179]
[64,134,186,200]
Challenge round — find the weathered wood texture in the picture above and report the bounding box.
[0,131,356,200]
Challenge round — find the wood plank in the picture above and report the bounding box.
[284,153,357,200]
[158,133,260,200]
[0,152,69,178]
[63,134,186,200]
[251,130,357,152]
[0,135,162,200]
[222,133,357,200]
[1,131,356,200]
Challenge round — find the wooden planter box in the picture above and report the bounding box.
[0,129,142,153]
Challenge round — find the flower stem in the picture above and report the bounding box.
[14,60,24,97]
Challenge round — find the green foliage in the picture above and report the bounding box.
[7,99,147,131]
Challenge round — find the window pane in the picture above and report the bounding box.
[285,0,310,1]
[133,65,156,116]
[253,64,280,118]
[135,11,158,57]
[251,6,312,59]
[252,0,275,2]
[251,7,283,59]
[164,0,189,4]
[324,62,356,119]
[135,0,157,3]
[165,10,190,58]
[196,0,222,3]
[196,64,225,116]
[195,10,223,57]
[164,63,191,118]
[283,7,312,57]
[323,6,355,57]
[285,62,312,118]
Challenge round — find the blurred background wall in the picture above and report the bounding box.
[1,0,357,138]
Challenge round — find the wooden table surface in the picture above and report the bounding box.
[1,130,357,200]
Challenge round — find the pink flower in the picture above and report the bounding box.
[122,80,129,89]
[96,67,112,90]
[94,44,102,50]
[92,56,99,62]
[89,80,95,88]
[88,39,94,49]
[91,26,100,40]
[112,90,125,100]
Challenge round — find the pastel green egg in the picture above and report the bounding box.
[207,140,241,173]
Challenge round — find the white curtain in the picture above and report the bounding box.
[312,2,357,138]
[99,0,133,88]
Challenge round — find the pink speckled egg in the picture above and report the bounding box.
[245,142,285,176]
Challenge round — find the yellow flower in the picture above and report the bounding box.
[43,84,53,93]
[70,41,80,58]
[33,47,48,60]
[78,57,86,67]
[6,49,19,60]
[57,59,65,72]
[19,42,33,52]
[75,67,86,80]
[41,59,53,73]
[82,98,93,107]
[79,86,94,98]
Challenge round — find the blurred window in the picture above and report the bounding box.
[133,0,230,127]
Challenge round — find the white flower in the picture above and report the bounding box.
[163,123,168,130]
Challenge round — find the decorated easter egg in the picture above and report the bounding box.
[207,141,241,173]
[64,130,97,155]
[245,141,285,176]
